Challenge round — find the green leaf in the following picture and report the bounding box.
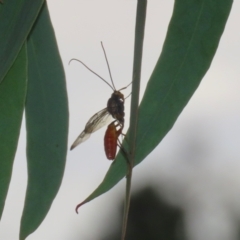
[75,0,233,207]
[19,3,69,240]
[0,0,44,83]
[0,44,27,220]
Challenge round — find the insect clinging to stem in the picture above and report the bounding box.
[70,42,130,160]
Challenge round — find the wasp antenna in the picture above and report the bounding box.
[101,42,116,91]
[124,92,132,100]
[118,81,132,92]
[69,58,114,91]
[68,58,75,65]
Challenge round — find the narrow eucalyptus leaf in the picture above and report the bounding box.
[0,45,27,220]
[0,0,44,83]
[20,3,68,240]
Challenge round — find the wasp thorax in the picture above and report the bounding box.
[107,91,125,125]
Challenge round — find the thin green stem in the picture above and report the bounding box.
[121,1,147,239]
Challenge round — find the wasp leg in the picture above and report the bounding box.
[117,138,131,165]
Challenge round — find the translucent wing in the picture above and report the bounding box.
[70,108,112,150]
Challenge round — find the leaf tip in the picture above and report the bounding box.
[75,199,88,214]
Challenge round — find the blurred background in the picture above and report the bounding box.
[1,0,240,239]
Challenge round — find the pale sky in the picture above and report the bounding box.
[1,1,240,240]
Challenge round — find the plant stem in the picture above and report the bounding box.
[121,1,147,239]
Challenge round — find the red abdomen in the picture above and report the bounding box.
[104,122,121,160]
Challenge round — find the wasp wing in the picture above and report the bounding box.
[70,108,112,150]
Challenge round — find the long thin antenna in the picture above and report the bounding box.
[118,81,132,92]
[124,92,132,100]
[101,42,116,90]
[69,58,114,91]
